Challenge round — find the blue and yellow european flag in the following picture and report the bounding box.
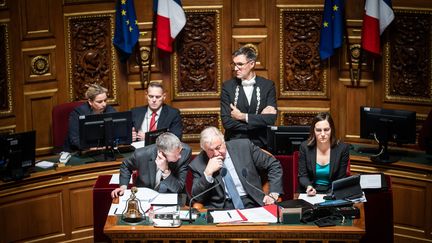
[113,0,139,62]
[319,0,344,60]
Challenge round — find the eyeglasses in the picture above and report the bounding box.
[230,60,252,69]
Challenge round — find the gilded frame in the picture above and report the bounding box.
[384,8,432,105]
[279,6,329,99]
[0,21,13,116]
[64,11,118,103]
[173,8,222,100]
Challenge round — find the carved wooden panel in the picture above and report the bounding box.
[65,12,118,103]
[173,9,222,100]
[279,8,328,99]
[232,0,266,27]
[128,37,161,74]
[0,22,12,116]
[22,46,56,83]
[180,108,222,142]
[24,89,57,155]
[278,108,329,126]
[19,0,54,39]
[385,10,432,104]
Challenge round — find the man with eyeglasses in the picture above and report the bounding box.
[111,132,191,197]
[130,81,183,142]
[221,46,277,149]
[188,127,283,209]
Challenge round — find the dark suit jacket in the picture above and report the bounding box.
[298,141,350,193]
[131,104,183,140]
[221,76,277,148]
[188,139,283,208]
[64,102,116,152]
[119,143,192,193]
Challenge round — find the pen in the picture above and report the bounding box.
[114,208,118,214]
[227,212,232,218]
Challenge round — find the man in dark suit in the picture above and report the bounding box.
[111,132,191,198]
[221,46,277,148]
[189,126,283,209]
[131,81,183,142]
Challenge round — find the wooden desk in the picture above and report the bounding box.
[0,155,123,243]
[104,205,365,243]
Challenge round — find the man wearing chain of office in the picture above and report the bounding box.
[221,46,277,149]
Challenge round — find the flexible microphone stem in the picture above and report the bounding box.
[241,169,281,224]
[188,168,227,224]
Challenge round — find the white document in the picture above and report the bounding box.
[151,193,178,205]
[109,174,133,185]
[131,140,145,149]
[35,161,55,169]
[360,174,382,189]
[298,193,326,205]
[239,207,277,223]
[108,203,121,216]
[210,210,244,223]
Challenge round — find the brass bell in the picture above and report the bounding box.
[122,187,145,223]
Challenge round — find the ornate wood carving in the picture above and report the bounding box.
[0,22,12,116]
[180,109,221,142]
[0,0,6,9]
[385,10,432,104]
[279,8,328,98]
[65,13,118,103]
[278,108,329,126]
[173,9,221,99]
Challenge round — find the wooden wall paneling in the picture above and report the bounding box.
[278,107,329,126]
[0,0,6,9]
[64,11,118,104]
[0,191,64,242]
[21,45,57,83]
[127,81,151,109]
[69,184,94,240]
[392,177,430,241]
[0,20,13,116]
[232,0,266,27]
[19,0,54,40]
[278,6,329,99]
[173,8,222,100]
[180,108,222,142]
[24,88,57,155]
[232,28,268,70]
[384,9,432,105]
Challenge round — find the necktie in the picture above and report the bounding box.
[154,169,162,191]
[222,165,245,209]
[149,112,157,131]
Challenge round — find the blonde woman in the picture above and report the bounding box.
[64,84,116,151]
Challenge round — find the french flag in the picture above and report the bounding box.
[154,0,186,52]
[361,0,394,55]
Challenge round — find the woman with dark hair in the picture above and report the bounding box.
[298,112,350,196]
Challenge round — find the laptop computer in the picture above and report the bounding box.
[331,175,363,200]
[145,128,168,146]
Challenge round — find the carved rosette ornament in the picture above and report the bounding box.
[173,9,221,99]
[65,13,117,102]
[30,55,50,75]
[279,9,327,98]
[385,10,432,104]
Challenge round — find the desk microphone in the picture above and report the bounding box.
[241,169,280,224]
[188,168,227,224]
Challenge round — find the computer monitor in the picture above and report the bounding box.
[0,130,36,182]
[79,111,133,161]
[267,125,310,155]
[145,128,168,146]
[359,106,416,163]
